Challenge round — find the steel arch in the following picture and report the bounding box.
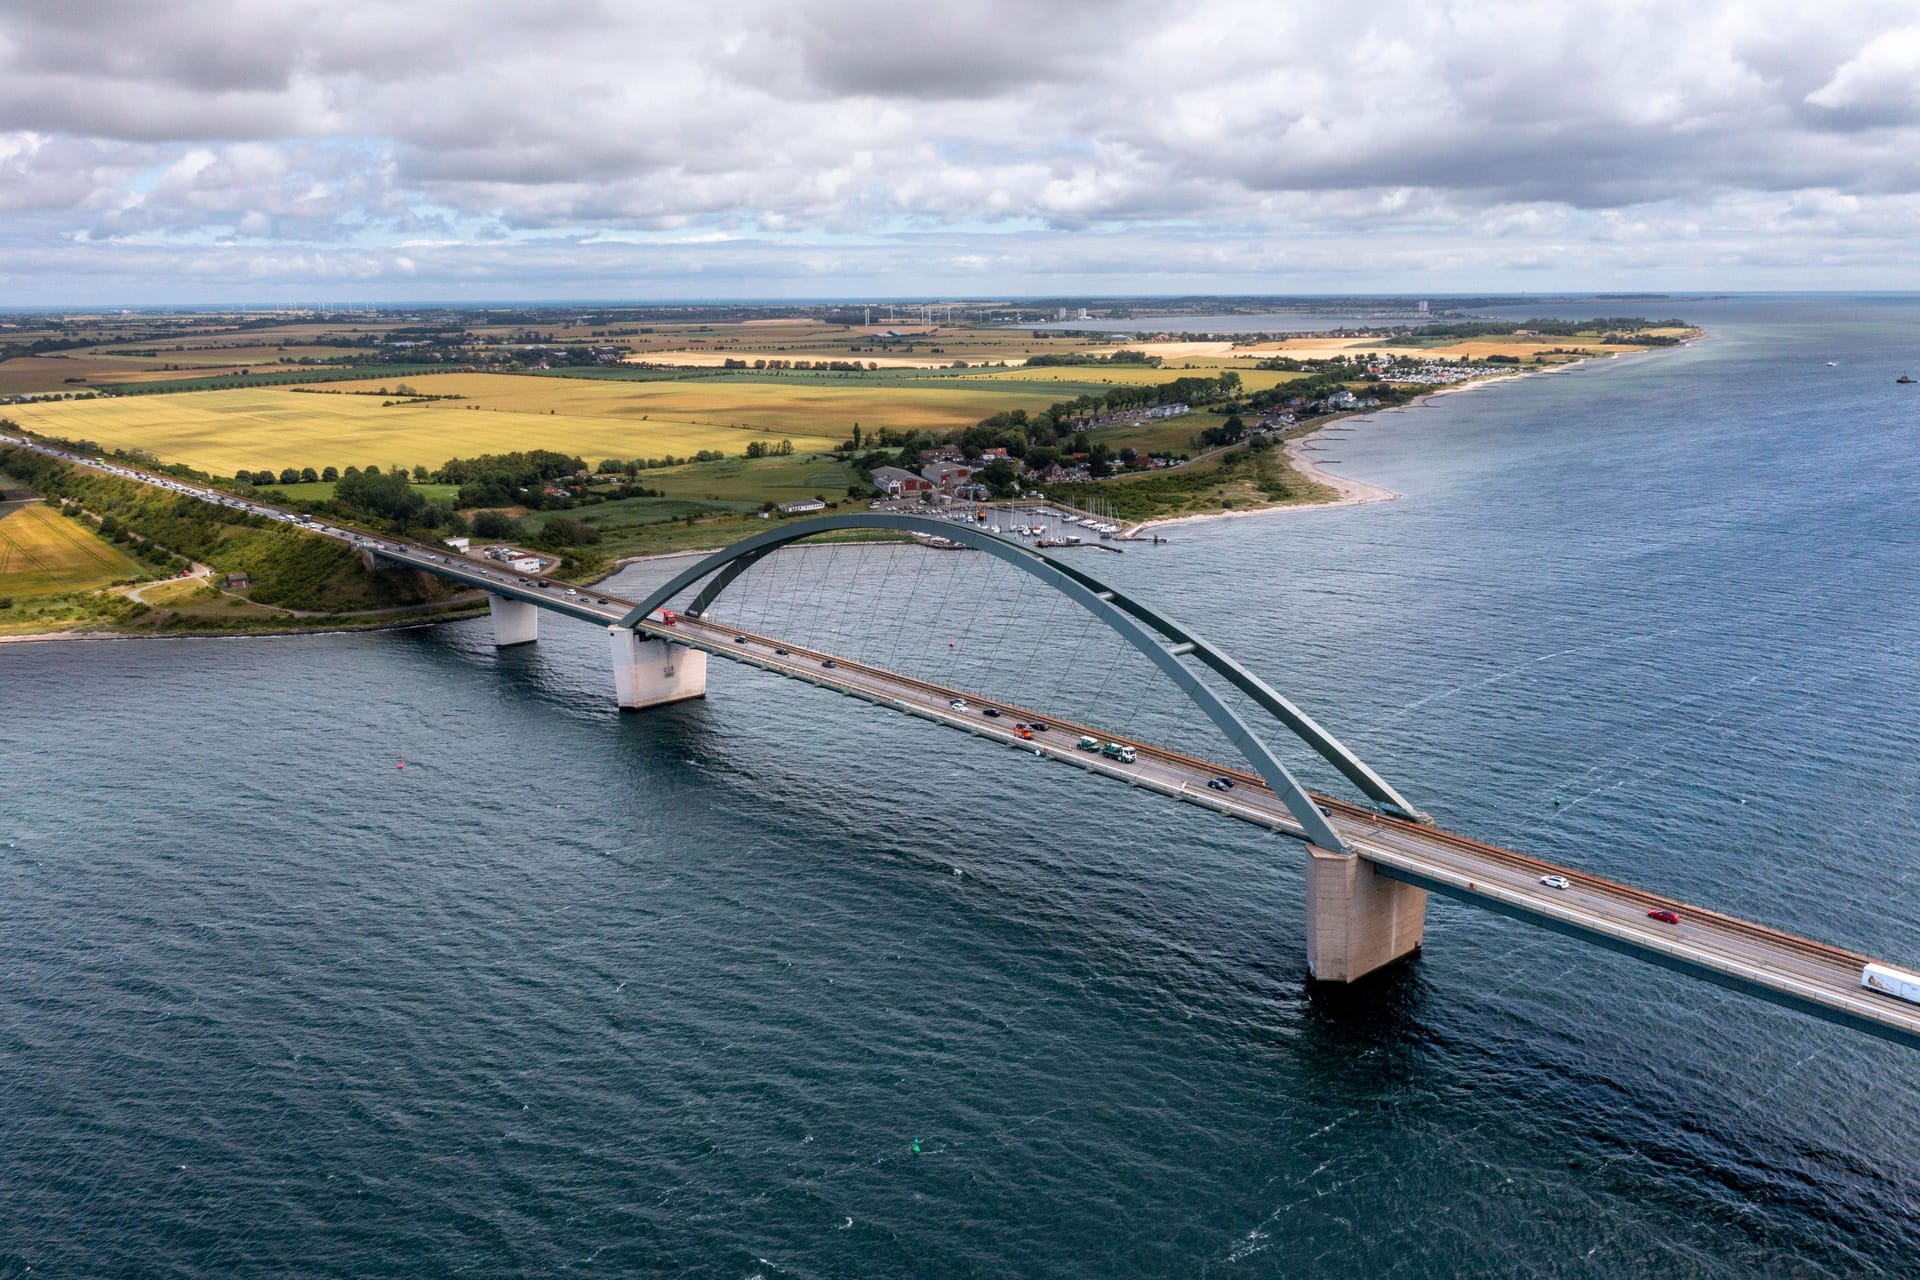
[621,513,1423,850]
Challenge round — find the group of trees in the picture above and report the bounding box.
[237,466,320,486]
[717,357,878,372]
[743,439,795,459]
[1022,350,1161,368]
[844,371,1245,482]
[237,463,444,488]
[437,449,587,507]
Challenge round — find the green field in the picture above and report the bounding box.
[266,480,462,505]
[513,453,860,558]
[644,453,857,506]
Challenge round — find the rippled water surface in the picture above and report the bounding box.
[4,296,1919,1276]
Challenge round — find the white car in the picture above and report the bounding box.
[1539,875,1571,890]
[948,699,969,711]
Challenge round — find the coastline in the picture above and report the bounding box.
[1123,359,1587,537]
[0,352,1641,646]
[0,613,482,646]
[0,549,728,646]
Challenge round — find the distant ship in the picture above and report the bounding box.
[1900,375,1916,384]
[1825,361,1838,366]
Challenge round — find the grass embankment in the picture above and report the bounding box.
[0,447,474,634]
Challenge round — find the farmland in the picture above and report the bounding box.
[296,372,1078,442]
[2,380,832,477]
[0,500,147,600]
[2,372,1077,477]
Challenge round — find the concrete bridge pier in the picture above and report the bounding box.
[488,593,540,647]
[610,626,707,710]
[1305,845,1427,982]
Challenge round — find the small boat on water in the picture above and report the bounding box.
[1899,375,1915,384]
[1825,361,1838,367]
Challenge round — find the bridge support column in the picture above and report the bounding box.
[1305,846,1426,982]
[488,593,539,647]
[610,626,707,710]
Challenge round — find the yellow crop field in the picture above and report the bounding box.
[0,501,146,598]
[4,372,1076,475]
[304,372,1072,433]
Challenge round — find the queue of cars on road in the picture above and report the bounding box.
[0,432,639,618]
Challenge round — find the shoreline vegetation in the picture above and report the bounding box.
[0,306,1698,643]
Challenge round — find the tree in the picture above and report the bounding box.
[335,467,423,522]
[413,464,429,480]
[471,510,515,538]
[300,467,319,483]
[977,459,1018,496]
[536,515,600,547]
[278,467,299,485]
[321,466,339,482]
[233,470,253,485]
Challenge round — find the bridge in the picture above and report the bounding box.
[8,430,1919,1050]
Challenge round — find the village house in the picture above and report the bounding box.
[871,465,932,497]
[920,462,973,492]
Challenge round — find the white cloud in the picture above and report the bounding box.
[1,0,1920,299]
[1805,25,1920,124]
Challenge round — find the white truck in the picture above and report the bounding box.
[1861,962,1920,1006]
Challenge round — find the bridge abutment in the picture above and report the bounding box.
[610,626,707,710]
[488,594,540,647]
[1305,846,1427,982]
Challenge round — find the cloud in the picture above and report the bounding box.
[2,0,1920,299]
[1805,25,1920,125]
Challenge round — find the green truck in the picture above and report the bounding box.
[1077,735,1137,763]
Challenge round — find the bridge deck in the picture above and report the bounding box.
[645,614,1919,1048]
[8,430,1915,1049]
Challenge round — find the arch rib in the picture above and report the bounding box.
[620,514,1414,851]
[1024,555,1426,821]
[687,546,772,618]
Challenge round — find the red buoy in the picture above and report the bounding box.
[397,755,405,771]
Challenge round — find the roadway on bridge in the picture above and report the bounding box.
[9,430,1916,1048]
[649,614,1920,1048]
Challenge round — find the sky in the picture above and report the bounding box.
[5,0,1920,304]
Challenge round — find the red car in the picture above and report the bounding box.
[1648,909,1681,925]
